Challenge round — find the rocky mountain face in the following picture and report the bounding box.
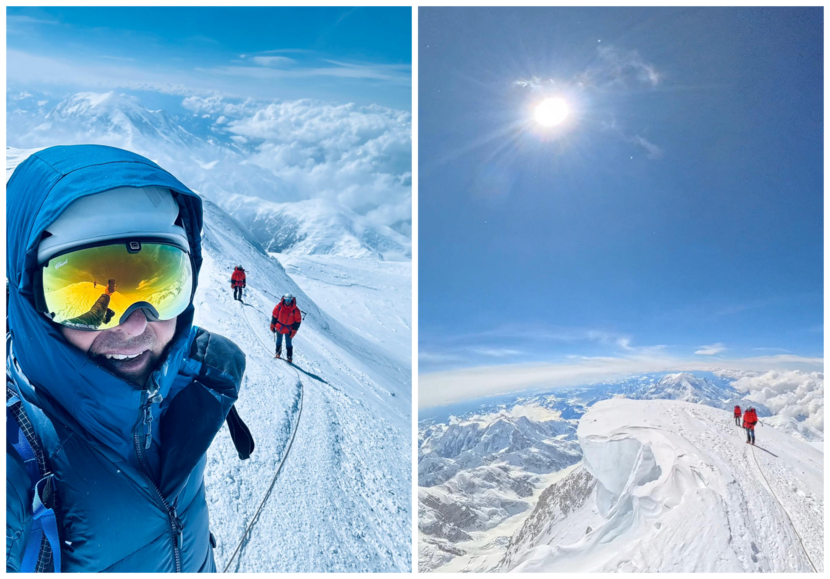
[496,466,597,571]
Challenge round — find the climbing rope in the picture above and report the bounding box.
[749,444,818,572]
[222,301,304,573]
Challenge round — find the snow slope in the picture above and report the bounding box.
[507,399,823,572]
[276,252,411,368]
[195,200,412,572]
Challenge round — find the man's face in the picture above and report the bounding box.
[60,309,177,387]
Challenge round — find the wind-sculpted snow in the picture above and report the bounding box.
[507,399,823,572]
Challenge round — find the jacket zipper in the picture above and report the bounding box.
[132,384,182,572]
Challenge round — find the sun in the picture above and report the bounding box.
[535,97,570,127]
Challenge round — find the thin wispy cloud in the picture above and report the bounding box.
[630,135,664,159]
[695,343,727,355]
[468,347,523,357]
[202,60,410,84]
[249,56,296,67]
[419,351,465,364]
[515,46,660,92]
[7,14,60,28]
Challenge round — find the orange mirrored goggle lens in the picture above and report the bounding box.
[41,242,193,331]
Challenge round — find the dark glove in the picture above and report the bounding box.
[103,308,115,324]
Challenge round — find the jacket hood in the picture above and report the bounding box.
[7,144,204,470]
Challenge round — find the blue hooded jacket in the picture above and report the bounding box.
[6,145,246,572]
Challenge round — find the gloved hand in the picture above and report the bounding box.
[104,308,115,324]
[242,282,246,288]
[270,323,276,333]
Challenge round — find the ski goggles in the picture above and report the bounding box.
[37,240,194,331]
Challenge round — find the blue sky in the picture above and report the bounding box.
[7,7,411,109]
[419,7,823,407]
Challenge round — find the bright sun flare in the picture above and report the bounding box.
[535,97,570,127]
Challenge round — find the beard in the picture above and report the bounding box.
[88,328,169,388]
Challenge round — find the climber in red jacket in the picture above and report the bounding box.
[733,405,742,427]
[743,407,758,445]
[270,293,302,362]
[231,265,246,301]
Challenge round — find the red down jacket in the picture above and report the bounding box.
[271,298,302,337]
[733,405,741,418]
[231,267,246,288]
[743,408,758,430]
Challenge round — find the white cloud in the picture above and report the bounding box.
[223,99,411,230]
[695,343,727,355]
[200,60,411,84]
[419,353,823,409]
[419,351,464,364]
[630,135,663,159]
[729,370,824,431]
[468,347,523,357]
[250,56,296,67]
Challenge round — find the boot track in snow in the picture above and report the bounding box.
[748,444,819,572]
[222,302,305,575]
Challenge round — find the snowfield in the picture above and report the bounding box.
[507,398,823,572]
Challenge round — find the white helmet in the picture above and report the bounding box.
[283,293,294,302]
[37,186,189,265]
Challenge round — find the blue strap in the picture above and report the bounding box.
[7,396,62,572]
[6,396,40,487]
[32,474,61,575]
[20,477,62,573]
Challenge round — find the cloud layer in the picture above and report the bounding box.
[729,370,824,431]
[9,91,411,235]
[419,353,824,409]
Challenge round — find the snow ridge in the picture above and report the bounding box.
[508,399,823,572]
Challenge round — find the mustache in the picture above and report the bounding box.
[89,329,158,356]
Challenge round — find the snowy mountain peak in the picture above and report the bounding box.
[49,91,136,117]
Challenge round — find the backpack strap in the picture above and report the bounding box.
[3,336,61,575]
[225,405,255,460]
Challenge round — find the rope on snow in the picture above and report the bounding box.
[222,301,304,573]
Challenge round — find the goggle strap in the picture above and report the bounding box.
[120,302,161,325]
